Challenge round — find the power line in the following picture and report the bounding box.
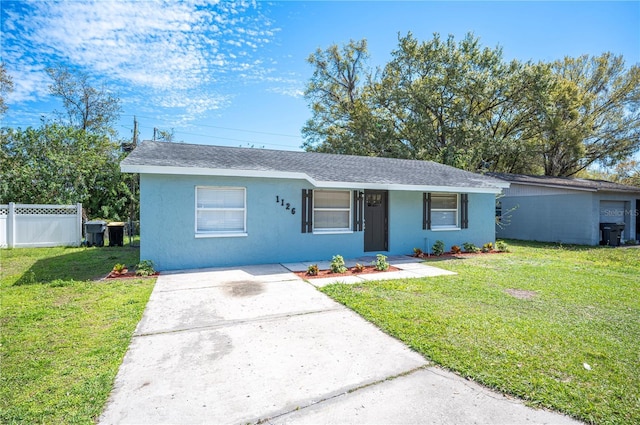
[126,114,302,139]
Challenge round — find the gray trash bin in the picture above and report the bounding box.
[85,220,107,247]
[600,222,624,246]
[610,223,625,246]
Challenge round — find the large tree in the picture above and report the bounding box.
[0,123,135,219]
[47,65,122,137]
[536,54,640,176]
[0,62,14,116]
[303,34,640,176]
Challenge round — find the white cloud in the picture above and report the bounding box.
[1,0,279,119]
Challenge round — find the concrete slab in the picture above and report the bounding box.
[135,278,339,335]
[307,275,365,287]
[101,264,583,425]
[100,305,426,424]
[273,367,581,424]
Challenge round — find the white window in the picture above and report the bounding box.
[313,190,351,233]
[195,187,246,237]
[431,193,459,229]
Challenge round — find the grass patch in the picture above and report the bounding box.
[0,243,155,424]
[321,241,639,425]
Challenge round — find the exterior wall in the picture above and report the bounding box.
[389,191,496,254]
[141,174,498,270]
[496,185,640,245]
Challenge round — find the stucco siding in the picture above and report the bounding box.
[497,185,640,245]
[141,174,498,270]
[388,192,496,254]
[497,193,597,245]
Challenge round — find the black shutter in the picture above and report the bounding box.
[353,191,364,231]
[301,189,313,233]
[461,194,469,229]
[423,192,431,230]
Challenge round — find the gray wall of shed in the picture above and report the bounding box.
[497,185,639,245]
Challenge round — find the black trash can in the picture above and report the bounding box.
[107,222,125,247]
[600,222,624,246]
[610,223,625,246]
[85,220,107,247]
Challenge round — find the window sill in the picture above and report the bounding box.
[312,230,354,235]
[431,227,461,232]
[195,232,248,238]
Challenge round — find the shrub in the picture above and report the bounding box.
[463,242,480,253]
[330,255,348,273]
[354,263,365,272]
[112,263,127,273]
[307,264,319,276]
[451,245,461,254]
[432,240,445,256]
[496,240,509,252]
[482,242,494,253]
[413,247,424,258]
[373,254,389,271]
[135,260,156,276]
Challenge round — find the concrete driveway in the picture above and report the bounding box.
[99,264,580,424]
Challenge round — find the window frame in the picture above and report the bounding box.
[194,186,247,238]
[430,193,460,230]
[312,189,353,234]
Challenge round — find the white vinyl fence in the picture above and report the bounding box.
[0,203,82,248]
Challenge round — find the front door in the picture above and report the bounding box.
[364,190,388,252]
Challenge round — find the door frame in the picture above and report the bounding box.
[363,190,388,252]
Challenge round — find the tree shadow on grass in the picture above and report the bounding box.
[13,246,140,286]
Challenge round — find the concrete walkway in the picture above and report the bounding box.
[99,263,581,425]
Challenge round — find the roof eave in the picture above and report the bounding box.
[121,164,508,194]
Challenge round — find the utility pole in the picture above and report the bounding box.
[133,116,139,147]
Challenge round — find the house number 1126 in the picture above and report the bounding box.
[276,196,295,215]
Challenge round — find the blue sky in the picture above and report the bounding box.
[2,0,639,152]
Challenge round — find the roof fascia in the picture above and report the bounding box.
[121,164,508,194]
[510,181,596,192]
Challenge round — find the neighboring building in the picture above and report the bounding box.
[491,173,640,246]
[121,141,508,271]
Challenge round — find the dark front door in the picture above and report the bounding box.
[364,190,388,252]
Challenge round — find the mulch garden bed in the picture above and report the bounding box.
[295,264,400,280]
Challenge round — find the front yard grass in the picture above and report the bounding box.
[321,241,639,425]
[0,244,155,424]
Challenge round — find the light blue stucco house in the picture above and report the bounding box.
[121,141,509,271]
[491,173,640,246]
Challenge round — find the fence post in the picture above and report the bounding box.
[8,202,15,248]
[76,203,83,246]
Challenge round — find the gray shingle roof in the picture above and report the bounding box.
[121,141,508,192]
[488,172,640,193]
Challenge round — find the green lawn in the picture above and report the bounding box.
[321,241,639,425]
[0,243,155,424]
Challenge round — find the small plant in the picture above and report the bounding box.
[353,263,366,273]
[481,242,494,253]
[495,240,509,252]
[112,263,127,274]
[463,242,480,253]
[432,240,445,256]
[373,254,389,271]
[330,255,348,273]
[413,247,424,258]
[306,264,319,276]
[135,260,156,276]
[451,245,461,254]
